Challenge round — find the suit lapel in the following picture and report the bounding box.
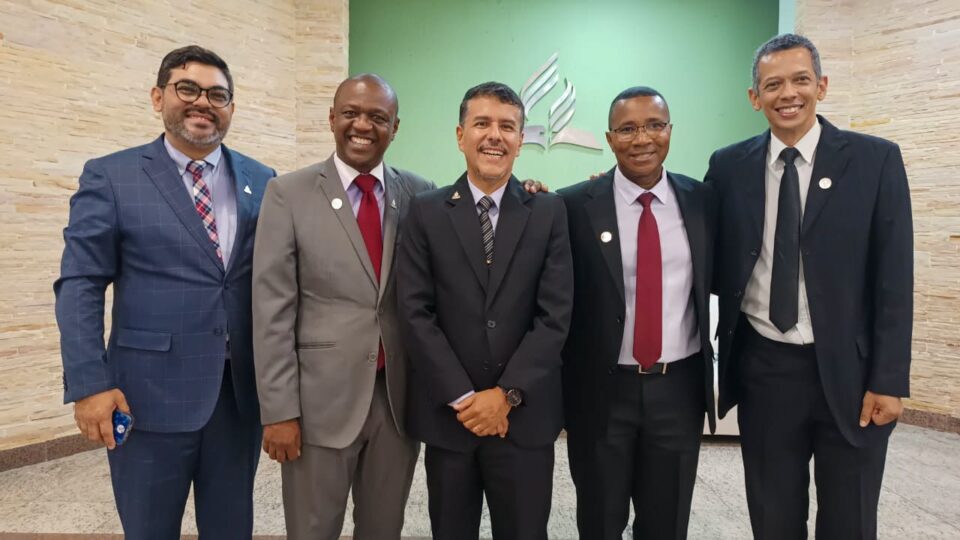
[486,178,531,304]
[223,147,254,276]
[446,175,488,292]
[379,165,403,302]
[741,132,769,253]
[669,173,706,322]
[584,171,625,303]
[803,117,850,234]
[142,137,224,272]
[316,157,379,289]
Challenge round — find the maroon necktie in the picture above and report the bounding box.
[354,174,385,370]
[633,192,662,369]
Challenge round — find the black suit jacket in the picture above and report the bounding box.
[559,170,718,437]
[397,175,574,452]
[705,116,913,446]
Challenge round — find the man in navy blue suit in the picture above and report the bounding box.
[54,45,275,539]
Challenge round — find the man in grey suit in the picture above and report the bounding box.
[252,74,430,539]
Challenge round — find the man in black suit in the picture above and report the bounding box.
[705,34,913,539]
[397,82,573,540]
[560,87,716,540]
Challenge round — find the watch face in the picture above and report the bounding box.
[507,389,522,406]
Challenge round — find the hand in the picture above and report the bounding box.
[74,388,129,450]
[859,391,903,427]
[263,419,302,463]
[521,179,550,193]
[496,416,509,438]
[589,171,605,180]
[454,388,511,437]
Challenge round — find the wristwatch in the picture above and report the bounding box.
[504,387,524,407]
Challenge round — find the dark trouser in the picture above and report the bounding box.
[425,437,555,540]
[107,363,262,540]
[568,352,705,540]
[737,322,888,540]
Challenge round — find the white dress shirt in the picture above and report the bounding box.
[333,153,386,221]
[466,176,507,230]
[614,167,700,365]
[741,119,822,344]
[165,137,237,269]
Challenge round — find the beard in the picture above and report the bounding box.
[163,107,229,147]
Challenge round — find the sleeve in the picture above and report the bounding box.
[252,179,303,424]
[54,158,119,403]
[496,196,575,395]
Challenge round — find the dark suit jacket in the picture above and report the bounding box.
[559,170,718,438]
[55,135,276,432]
[705,116,913,446]
[397,175,574,452]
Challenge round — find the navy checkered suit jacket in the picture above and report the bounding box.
[55,136,275,432]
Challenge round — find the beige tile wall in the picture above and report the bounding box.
[797,0,960,418]
[0,0,347,451]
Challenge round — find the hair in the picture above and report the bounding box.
[333,73,399,115]
[458,82,525,129]
[607,86,668,129]
[156,45,234,93]
[752,33,822,93]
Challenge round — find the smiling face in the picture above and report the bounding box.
[329,77,399,173]
[749,46,828,146]
[151,61,234,157]
[606,95,671,189]
[457,95,524,191]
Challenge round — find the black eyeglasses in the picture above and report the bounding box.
[162,80,233,108]
[609,121,672,142]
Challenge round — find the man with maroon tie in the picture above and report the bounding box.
[559,86,717,540]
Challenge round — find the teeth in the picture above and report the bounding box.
[780,106,801,114]
[350,136,372,145]
[481,149,504,157]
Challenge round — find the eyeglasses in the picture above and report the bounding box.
[609,121,672,141]
[162,80,233,108]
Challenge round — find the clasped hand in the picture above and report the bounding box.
[454,387,511,438]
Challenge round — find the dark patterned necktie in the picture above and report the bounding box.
[186,160,222,262]
[478,196,495,265]
[770,147,802,333]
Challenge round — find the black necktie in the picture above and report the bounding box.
[478,196,495,265]
[770,147,802,333]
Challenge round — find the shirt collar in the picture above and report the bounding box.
[466,176,508,209]
[163,135,222,175]
[768,118,822,166]
[333,152,385,192]
[613,166,671,206]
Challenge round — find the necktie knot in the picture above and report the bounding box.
[478,195,494,212]
[780,147,801,166]
[638,192,655,209]
[186,160,206,182]
[354,174,378,194]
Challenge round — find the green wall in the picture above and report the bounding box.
[350,0,778,188]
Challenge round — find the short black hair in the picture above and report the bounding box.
[752,33,822,93]
[459,82,525,129]
[156,45,234,94]
[608,86,668,129]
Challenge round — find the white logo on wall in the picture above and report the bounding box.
[520,53,602,151]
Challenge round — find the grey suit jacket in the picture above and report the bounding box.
[253,155,434,449]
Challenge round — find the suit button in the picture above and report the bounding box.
[213,328,223,336]
[367,353,377,364]
[749,249,758,257]
[378,307,384,315]
[487,320,496,329]
[224,283,231,290]
[734,290,742,298]
[616,316,624,324]
[728,330,734,336]
[608,367,615,375]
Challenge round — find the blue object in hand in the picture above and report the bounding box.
[112,409,134,447]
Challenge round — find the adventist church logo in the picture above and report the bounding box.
[520,53,602,151]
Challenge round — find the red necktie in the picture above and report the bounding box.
[633,192,662,369]
[354,174,385,370]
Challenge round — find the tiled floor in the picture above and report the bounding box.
[0,425,958,539]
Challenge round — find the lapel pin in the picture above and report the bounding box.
[331,197,343,210]
[452,191,461,200]
[818,177,832,190]
[600,231,613,243]
[243,185,252,195]
[391,199,398,209]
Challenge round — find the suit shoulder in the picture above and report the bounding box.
[557,178,594,201]
[86,141,154,167]
[710,134,761,162]
[839,128,899,153]
[231,150,275,178]
[387,165,436,193]
[269,162,323,191]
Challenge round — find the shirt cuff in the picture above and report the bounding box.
[448,390,476,408]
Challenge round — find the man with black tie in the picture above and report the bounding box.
[705,34,913,539]
[397,82,573,539]
[560,87,716,539]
